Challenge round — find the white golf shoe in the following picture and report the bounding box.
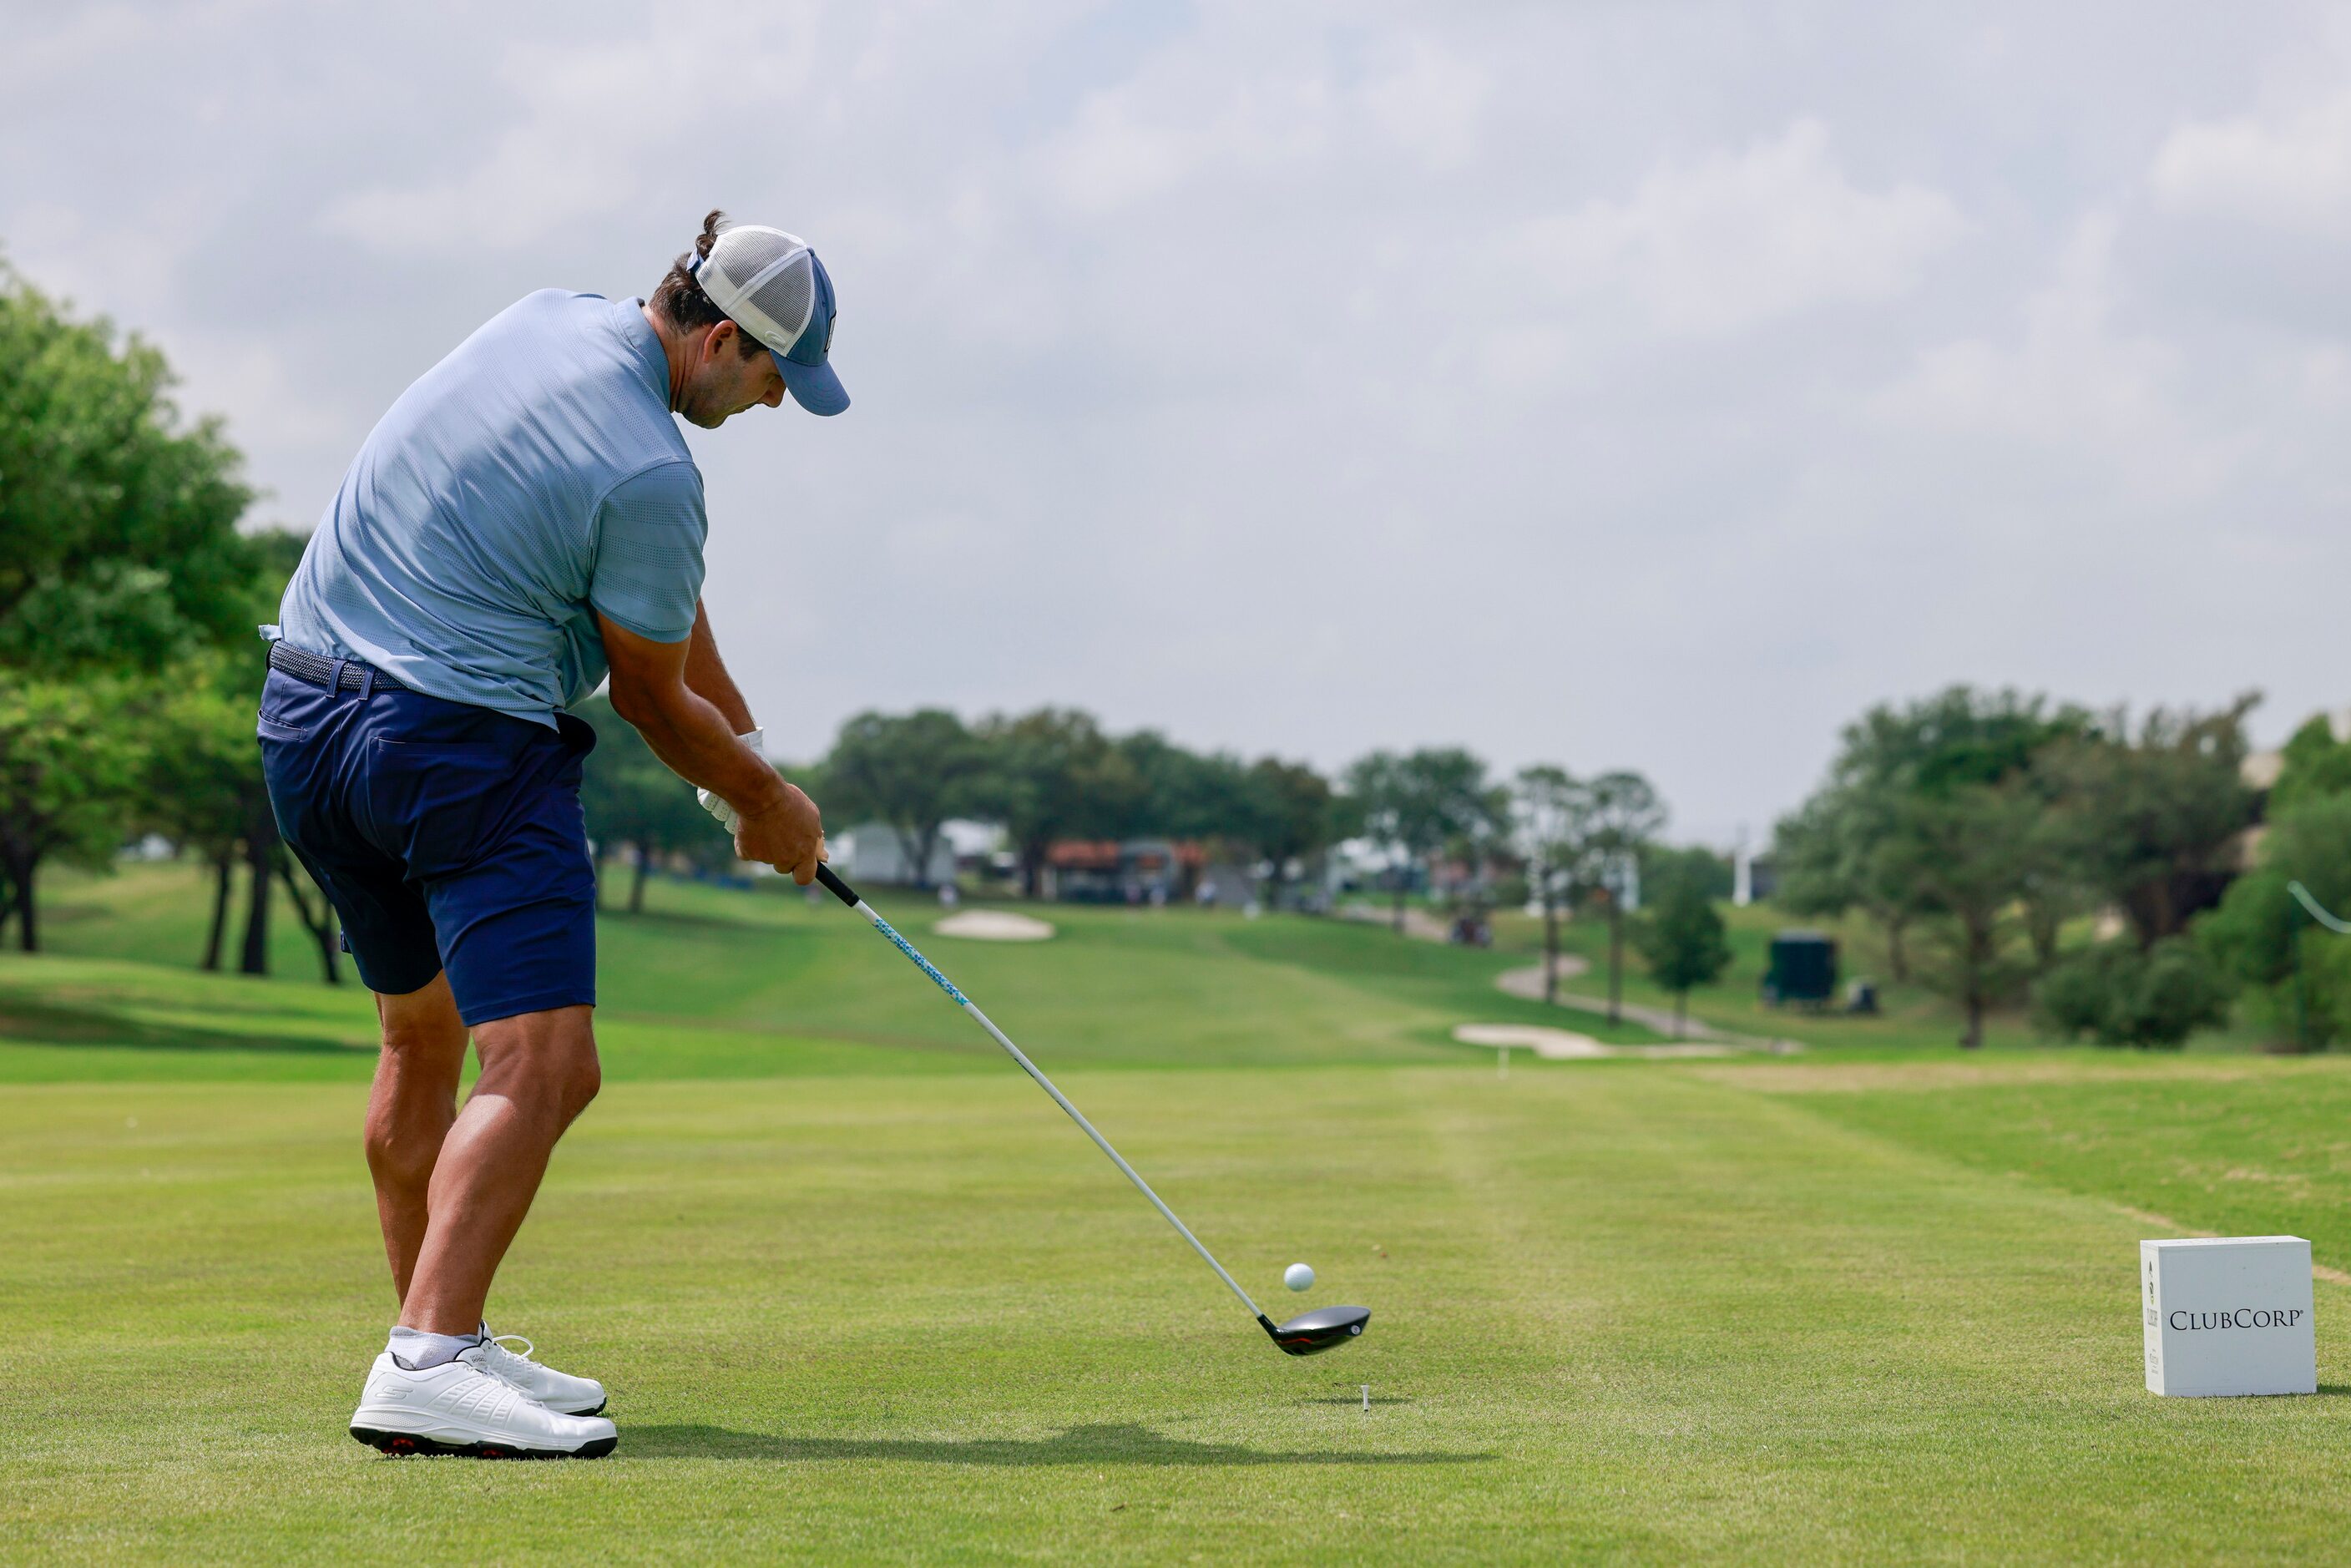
[349,1347,617,1459]
[473,1328,608,1416]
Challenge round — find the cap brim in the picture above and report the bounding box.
[774,352,849,416]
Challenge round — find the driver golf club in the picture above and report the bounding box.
[814,864,1371,1357]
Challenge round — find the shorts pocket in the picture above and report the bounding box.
[360,740,516,881]
[255,669,334,741]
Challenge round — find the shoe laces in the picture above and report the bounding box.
[465,1336,543,1397]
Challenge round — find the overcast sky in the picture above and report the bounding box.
[8,2,2350,844]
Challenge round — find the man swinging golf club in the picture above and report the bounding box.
[257,211,843,1459]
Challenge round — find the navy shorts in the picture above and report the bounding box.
[256,665,599,1025]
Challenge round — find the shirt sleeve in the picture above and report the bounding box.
[589,459,707,644]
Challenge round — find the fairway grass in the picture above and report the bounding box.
[9,1061,2351,1562]
[8,873,2351,1561]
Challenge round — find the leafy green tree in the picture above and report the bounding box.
[1345,747,1496,934]
[1642,843,1732,903]
[1634,860,1732,1035]
[1236,757,1335,910]
[969,708,1135,898]
[2266,715,2351,814]
[2040,697,2260,949]
[1115,731,1249,843]
[1513,765,1588,1003]
[0,678,147,950]
[1583,771,1666,1024]
[1777,687,2085,1043]
[0,262,258,674]
[576,693,731,911]
[823,709,984,888]
[2202,792,2351,1049]
[1907,780,2042,1048]
[1772,789,1930,982]
[131,531,325,977]
[2035,937,2232,1048]
[145,663,270,971]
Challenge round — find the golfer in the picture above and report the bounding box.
[257,212,841,1459]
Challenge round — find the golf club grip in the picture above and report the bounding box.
[815,863,859,908]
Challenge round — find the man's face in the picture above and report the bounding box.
[676,321,786,429]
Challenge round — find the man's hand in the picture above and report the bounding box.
[733,779,827,884]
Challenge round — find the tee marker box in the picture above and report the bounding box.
[2141,1237,2316,1398]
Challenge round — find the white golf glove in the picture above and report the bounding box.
[697,727,763,835]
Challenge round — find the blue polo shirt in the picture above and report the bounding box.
[276,290,706,724]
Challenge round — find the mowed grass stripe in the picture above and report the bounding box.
[8,1067,2351,1562]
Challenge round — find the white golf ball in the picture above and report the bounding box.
[1284,1262,1315,1292]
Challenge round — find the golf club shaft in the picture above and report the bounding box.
[2289,881,2351,934]
[814,864,1270,1323]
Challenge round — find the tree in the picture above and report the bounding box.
[1583,771,1666,1024]
[1773,789,1930,982]
[2040,698,2261,949]
[0,262,258,675]
[823,709,984,888]
[1905,780,2040,1049]
[1345,747,1496,933]
[1642,843,1732,903]
[1116,731,1249,844]
[1634,860,1732,1035]
[2037,937,2231,1048]
[0,678,146,951]
[1513,765,1588,1003]
[969,708,1134,898]
[127,531,328,977]
[2202,792,2351,1050]
[1237,758,1336,910]
[576,694,731,911]
[2266,714,2351,815]
[144,671,252,969]
[1776,687,2086,1042]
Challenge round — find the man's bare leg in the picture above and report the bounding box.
[398,1004,601,1335]
[364,974,468,1305]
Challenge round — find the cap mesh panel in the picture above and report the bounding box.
[715,228,794,284]
[747,256,814,345]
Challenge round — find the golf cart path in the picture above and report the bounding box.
[1494,964,1807,1054]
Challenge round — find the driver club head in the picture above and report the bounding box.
[1261,1304,1372,1356]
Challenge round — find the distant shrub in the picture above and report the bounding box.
[2035,938,2232,1049]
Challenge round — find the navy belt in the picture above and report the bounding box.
[267,641,415,695]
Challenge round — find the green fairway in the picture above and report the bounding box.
[6,870,2351,1561]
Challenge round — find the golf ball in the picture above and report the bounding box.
[1284,1262,1315,1292]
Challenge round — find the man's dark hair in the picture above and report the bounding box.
[650,210,766,358]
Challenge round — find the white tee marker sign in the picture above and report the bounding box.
[2141,1237,2317,1398]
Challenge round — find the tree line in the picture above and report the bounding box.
[4,266,1709,1009]
[1769,684,2324,1049]
[0,262,340,976]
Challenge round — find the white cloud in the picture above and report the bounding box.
[318,27,820,256]
[1874,212,2233,498]
[1497,119,1967,335]
[8,1,2351,847]
[2151,86,2351,240]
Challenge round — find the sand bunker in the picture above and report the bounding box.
[934,910,1056,942]
[1454,1024,1610,1059]
[1452,1023,1738,1061]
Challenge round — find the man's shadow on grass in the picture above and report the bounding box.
[0,998,366,1057]
[625,1421,1485,1468]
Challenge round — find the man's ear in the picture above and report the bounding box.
[701,319,737,363]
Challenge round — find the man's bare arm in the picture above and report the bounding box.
[598,610,824,881]
[682,600,756,733]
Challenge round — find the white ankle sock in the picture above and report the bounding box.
[388,1325,483,1371]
